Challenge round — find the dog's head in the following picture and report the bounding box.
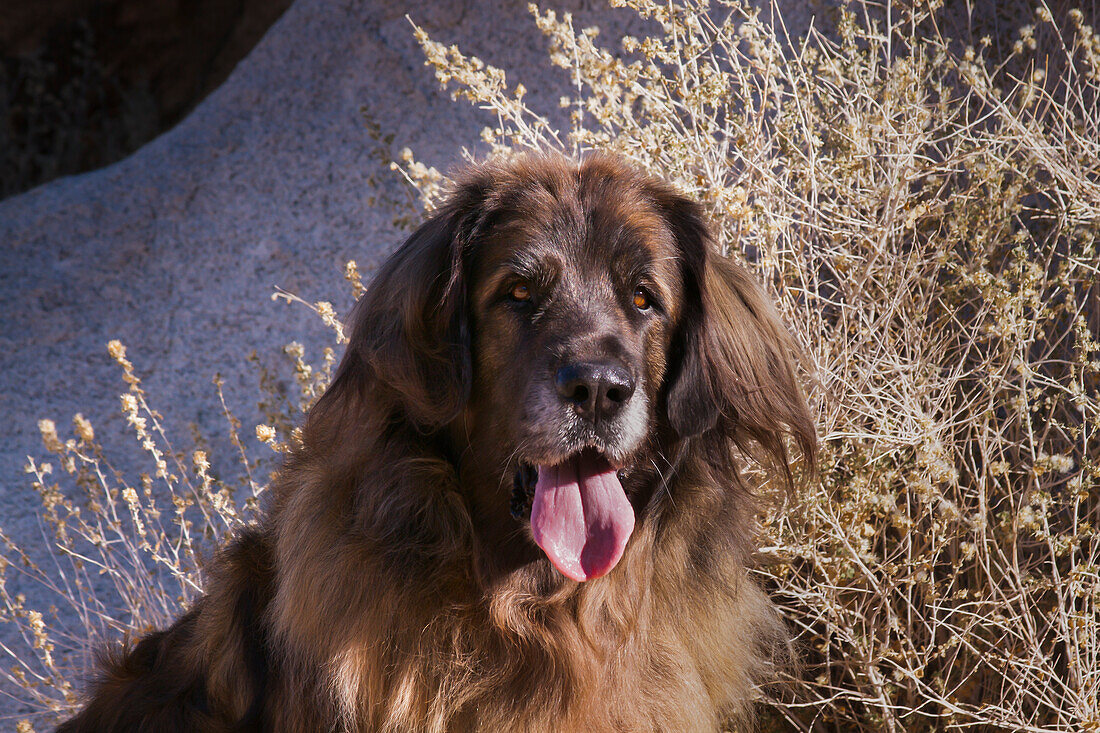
[321,153,814,582]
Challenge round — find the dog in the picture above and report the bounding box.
[59,152,816,732]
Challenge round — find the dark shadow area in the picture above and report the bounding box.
[1,0,294,200]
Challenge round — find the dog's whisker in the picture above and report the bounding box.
[648,458,672,507]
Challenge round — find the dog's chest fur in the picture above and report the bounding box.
[309,519,779,733]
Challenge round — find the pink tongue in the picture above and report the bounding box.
[529,452,635,582]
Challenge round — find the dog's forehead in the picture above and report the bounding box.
[474,173,679,282]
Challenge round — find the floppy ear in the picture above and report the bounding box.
[660,196,720,438]
[658,190,816,481]
[315,177,492,432]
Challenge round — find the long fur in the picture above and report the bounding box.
[59,153,816,732]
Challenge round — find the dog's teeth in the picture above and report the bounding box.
[617,469,627,482]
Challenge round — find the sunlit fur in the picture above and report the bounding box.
[59,153,816,732]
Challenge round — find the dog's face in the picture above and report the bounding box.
[461,169,689,580]
[335,154,815,584]
[466,173,682,471]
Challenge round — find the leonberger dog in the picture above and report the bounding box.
[59,153,815,732]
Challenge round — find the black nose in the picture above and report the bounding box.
[555,362,636,423]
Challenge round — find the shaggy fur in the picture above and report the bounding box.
[59,153,816,732]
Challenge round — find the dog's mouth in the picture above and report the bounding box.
[511,448,635,582]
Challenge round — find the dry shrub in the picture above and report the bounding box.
[0,342,260,723]
[2,1,1098,730]
[0,314,348,727]
[405,1,1099,729]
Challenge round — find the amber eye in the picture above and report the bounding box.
[633,287,651,311]
[510,283,531,302]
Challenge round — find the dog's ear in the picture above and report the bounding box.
[658,195,720,438]
[656,188,816,481]
[316,174,493,432]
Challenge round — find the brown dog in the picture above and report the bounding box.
[59,153,815,732]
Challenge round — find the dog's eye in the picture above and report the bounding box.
[510,283,532,302]
[633,287,652,311]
